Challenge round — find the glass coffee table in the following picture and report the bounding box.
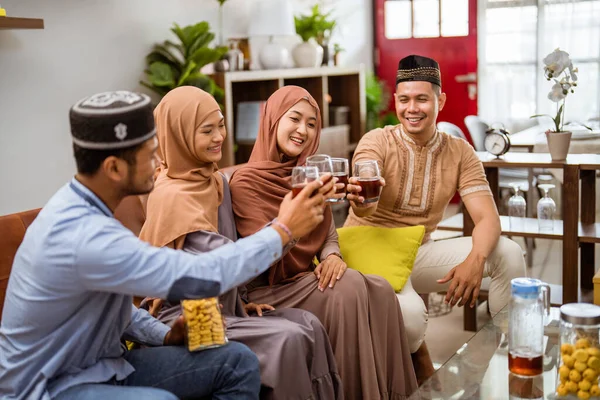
[409,307,562,399]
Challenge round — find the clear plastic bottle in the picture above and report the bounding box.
[508,278,550,376]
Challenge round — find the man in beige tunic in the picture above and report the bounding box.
[344,55,525,382]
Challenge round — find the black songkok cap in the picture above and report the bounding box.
[70,91,155,150]
[396,55,442,88]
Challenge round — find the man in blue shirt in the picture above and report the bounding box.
[0,91,331,400]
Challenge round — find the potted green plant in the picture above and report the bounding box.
[531,48,589,160]
[333,43,344,66]
[292,4,335,68]
[366,72,394,130]
[141,22,228,104]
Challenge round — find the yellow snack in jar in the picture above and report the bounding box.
[577,338,592,350]
[181,298,226,351]
[576,361,589,372]
[575,350,590,363]
[563,344,576,355]
[588,356,600,371]
[577,390,591,400]
[590,385,600,396]
[579,379,592,392]
[583,368,597,382]
[571,369,583,383]
[564,355,576,368]
[557,384,569,396]
[567,381,580,393]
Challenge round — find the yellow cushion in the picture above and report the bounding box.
[337,225,425,292]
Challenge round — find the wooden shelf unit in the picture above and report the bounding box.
[212,66,366,167]
[0,17,44,29]
[437,151,600,305]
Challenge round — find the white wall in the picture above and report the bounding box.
[0,0,372,215]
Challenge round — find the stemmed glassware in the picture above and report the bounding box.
[508,183,526,231]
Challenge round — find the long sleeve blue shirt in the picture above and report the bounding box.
[0,179,282,399]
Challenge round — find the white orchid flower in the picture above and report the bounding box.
[568,64,578,82]
[543,48,572,77]
[548,82,566,102]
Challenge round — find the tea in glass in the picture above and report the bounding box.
[354,160,382,203]
[331,158,349,201]
[291,166,319,198]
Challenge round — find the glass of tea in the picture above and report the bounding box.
[331,158,349,202]
[306,154,335,203]
[291,166,319,198]
[354,160,382,203]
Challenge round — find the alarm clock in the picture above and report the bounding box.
[484,124,511,157]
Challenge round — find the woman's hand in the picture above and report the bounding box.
[244,303,275,316]
[314,254,347,291]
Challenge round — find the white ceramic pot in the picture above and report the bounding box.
[546,131,572,161]
[292,41,324,68]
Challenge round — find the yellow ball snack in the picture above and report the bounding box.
[557,384,569,396]
[576,361,589,372]
[559,365,572,380]
[583,368,598,382]
[571,369,583,383]
[574,349,590,363]
[567,381,580,393]
[579,379,592,392]
[588,356,600,371]
[181,298,227,352]
[588,348,600,358]
[578,390,591,400]
[590,385,600,396]
[563,344,575,355]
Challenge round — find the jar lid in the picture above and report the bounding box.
[560,303,600,325]
[511,277,542,296]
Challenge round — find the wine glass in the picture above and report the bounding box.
[353,160,382,203]
[331,158,349,202]
[306,154,335,203]
[291,166,319,198]
[537,183,556,232]
[508,183,526,231]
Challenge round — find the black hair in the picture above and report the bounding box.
[73,142,144,176]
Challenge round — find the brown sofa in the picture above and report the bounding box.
[0,165,244,323]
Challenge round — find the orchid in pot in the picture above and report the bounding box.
[531,48,586,160]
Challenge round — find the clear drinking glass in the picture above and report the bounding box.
[354,160,382,203]
[331,158,349,202]
[306,155,335,203]
[537,183,556,232]
[291,166,319,198]
[508,183,527,231]
[508,278,551,377]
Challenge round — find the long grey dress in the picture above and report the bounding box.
[143,179,342,400]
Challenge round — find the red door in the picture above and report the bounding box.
[374,0,478,143]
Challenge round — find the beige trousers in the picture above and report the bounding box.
[397,236,526,352]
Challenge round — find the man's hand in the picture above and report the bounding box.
[147,298,164,318]
[163,315,185,346]
[276,175,333,241]
[314,254,347,291]
[244,302,275,316]
[437,254,485,308]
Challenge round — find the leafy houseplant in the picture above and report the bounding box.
[366,72,395,130]
[294,4,336,45]
[530,48,586,160]
[140,22,228,103]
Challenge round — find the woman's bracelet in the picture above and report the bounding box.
[272,219,293,242]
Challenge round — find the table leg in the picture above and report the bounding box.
[563,165,579,304]
[581,170,596,291]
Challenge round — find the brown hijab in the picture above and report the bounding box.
[230,86,332,285]
[139,86,224,249]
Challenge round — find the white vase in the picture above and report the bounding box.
[292,41,323,68]
[545,131,572,161]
